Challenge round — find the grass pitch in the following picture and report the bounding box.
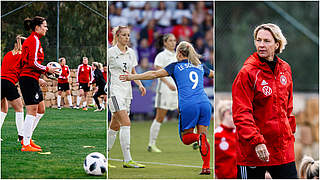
[1,108,106,179]
[108,119,213,179]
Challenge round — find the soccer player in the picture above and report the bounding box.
[1,35,26,142]
[148,33,178,153]
[57,57,73,109]
[19,16,58,152]
[232,23,297,178]
[120,41,214,174]
[91,62,106,112]
[75,57,92,110]
[108,26,146,168]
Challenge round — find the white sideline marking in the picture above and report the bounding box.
[109,158,202,168]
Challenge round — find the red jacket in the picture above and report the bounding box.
[215,124,237,179]
[58,65,70,84]
[102,70,107,81]
[232,52,295,166]
[76,64,92,83]
[1,51,21,84]
[20,31,48,80]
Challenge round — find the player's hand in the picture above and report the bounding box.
[139,85,146,96]
[39,79,48,87]
[119,74,134,81]
[168,83,176,91]
[255,144,269,162]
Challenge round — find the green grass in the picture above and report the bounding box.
[108,119,213,179]
[1,108,106,179]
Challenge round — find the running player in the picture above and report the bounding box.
[108,26,146,168]
[19,16,58,152]
[120,41,214,174]
[1,35,25,142]
[75,57,92,110]
[148,33,178,153]
[57,57,73,109]
[91,62,106,112]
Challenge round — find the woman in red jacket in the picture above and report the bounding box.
[57,57,73,109]
[232,23,297,179]
[19,16,57,152]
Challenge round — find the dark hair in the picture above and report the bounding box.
[24,16,46,31]
[155,33,175,52]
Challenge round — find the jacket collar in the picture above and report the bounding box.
[244,52,283,73]
[31,31,43,39]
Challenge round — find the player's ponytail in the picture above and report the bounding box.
[12,35,25,55]
[112,26,128,46]
[98,63,103,70]
[177,41,201,66]
[24,16,46,31]
[299,155,319,179]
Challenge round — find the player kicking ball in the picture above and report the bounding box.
[120,41,214,175]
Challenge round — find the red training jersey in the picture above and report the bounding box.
[214,124,237,179]
[19,31,48,80]
[232,52,295,166]
[58,64,70,84]
[102,70,107,81]
[1,51,22,85]
[76,64,92,83]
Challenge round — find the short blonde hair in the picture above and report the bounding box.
[176,41,201,66]
[254,23,287,54]
[217,100,232,122]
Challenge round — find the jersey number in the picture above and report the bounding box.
[189,71,198,89]
[123,63,128,72]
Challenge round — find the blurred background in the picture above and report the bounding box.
[215,1,319,173]
[1,1,107,68]
[108,1,214,121]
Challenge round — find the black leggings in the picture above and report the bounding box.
[93,87,106,109]
[237,161,298,179]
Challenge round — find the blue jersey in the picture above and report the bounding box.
[164,59,211,110]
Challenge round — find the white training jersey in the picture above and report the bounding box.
[154,48,178,94]
[108,45,138,99]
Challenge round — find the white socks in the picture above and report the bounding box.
[32,113,44,132]
[57,95,61,107]
[108,128,118,152]
[120,126,132,162]
[67,95,73,107]
[77,96,81,106]
[0,112,7,129]
[92,98,95,105]
[149,119,162,146]
[83,101,87,107]
[15,112,24,136]
[23,115,35,146]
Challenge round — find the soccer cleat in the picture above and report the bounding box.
[21,139,41,149]
[75,106,80,109]
[21,144,42,152]
[94,108,103,112]
[199,133,209,157]
[199,168,211,175]
[147,145,162,152]
[108,163,116,168]
[57,106,61,110]
[123,160,145,168]
[69,106,74,109]
[192,142,199,150]
[82,107,88,111]
[88,104,95,107]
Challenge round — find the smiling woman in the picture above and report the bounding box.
[232,23,297,179]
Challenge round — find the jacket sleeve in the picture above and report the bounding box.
[232,69,266,147]
[287,67,296,134]
[28,37,48,73]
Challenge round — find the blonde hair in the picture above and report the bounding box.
[12,35,25,55]
[176,41,201,66]
[217,100,232,122]
[299,155,319,179]
[92,62,103,70]
[254,23,287,54]
[112,26,129,46]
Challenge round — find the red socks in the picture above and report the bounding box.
[201,142,210,169]
[182,133,199,145]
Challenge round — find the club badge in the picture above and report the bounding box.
[280,75,287,85]
[219,137,229,151]
[262,86,272,96]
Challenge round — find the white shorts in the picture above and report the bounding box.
[108,96,131,114]
[154,92,178,111]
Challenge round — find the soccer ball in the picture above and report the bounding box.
[46,62,62,79]
[83,152,106,176]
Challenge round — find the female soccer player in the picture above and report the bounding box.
[91,62,106,112]
[57,57,73,109]
[232,23,297,178]
[148,33,178,153]
[19,16,58,152]
[120,41,214,175]
[108,26,146,168]
[1,35,26,142]
[76,57,92,110]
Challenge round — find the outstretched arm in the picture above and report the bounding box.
[120,68,169,81]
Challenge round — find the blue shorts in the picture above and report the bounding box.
[178,102,212,140]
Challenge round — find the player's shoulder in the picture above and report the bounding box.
[127,47,136,55]
[108,46,118,55]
